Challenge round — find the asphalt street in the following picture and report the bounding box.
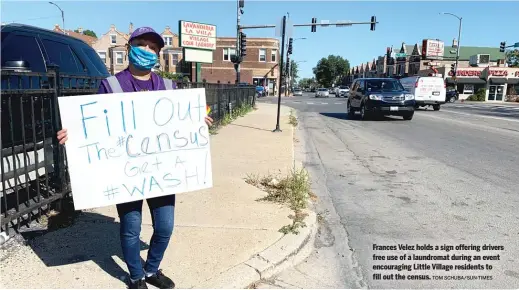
[255,93,519,289]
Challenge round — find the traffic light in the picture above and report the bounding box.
[240,32,247,57]
[239,0,244,8]
[451,63,456,75]
[500,41,506,52]
[386,47,391,59]
[286,61,290,75]
[370,16,376,31]
[287,38,293,55]
[311,18,317,33]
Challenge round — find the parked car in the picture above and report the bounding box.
[446,89,459,103]
[315,88,330,98]
[337,85,350,98]
[399,76,446,110]
[1,23,110,77]
[293,88,303,96]
[346,78,416,120]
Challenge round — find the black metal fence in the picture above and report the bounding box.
[1,69,255,236]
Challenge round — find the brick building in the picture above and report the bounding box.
[199,37,280,94]
[55,24,280,91]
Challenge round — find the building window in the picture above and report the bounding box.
[223,47,236,61]
[97,51,106,63]
[271,49,277,62]
[115,51,124,64]
[110,34,117,44]
[259,49,266,62]
[172,53,179,65]
[164,36,173,46]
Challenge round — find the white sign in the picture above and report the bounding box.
[422,39,445,59]
[184,48,213,63]
[180,35,217,50]
[180,21,217,51]
[58,88,213,210]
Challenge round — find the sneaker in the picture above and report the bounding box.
[145,269,175,289]
[129,278,148,289]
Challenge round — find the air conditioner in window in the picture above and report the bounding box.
[469,54,490,67]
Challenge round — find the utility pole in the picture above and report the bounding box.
[273,15,287,132]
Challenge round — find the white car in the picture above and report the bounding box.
[337,85,350,97]
[293,88,303,96]
[315,88,329,98]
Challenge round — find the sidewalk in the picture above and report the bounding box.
[460,100,519,106]
[0,103,316,289]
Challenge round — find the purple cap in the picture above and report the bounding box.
[129,27,165,48]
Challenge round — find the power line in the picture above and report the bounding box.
[7,15,59,23]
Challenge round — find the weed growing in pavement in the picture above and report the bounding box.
[245,168,316,235]
[288,109,298,127]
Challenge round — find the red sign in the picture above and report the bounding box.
[448,69,509,77]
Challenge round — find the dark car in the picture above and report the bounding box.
[2,23,111,165]
[347,78,416,120]
[1,23,110,77]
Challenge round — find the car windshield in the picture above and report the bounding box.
[340,86,349,89]
[366,80,404,92]
[318,88,328,91]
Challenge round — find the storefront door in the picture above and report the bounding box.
[488,85,505,101]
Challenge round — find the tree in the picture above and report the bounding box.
[298,77,317,89]
[312,55,350,88]
[282,60,300,86]
[74,29,97,38]
[506,49,519,67]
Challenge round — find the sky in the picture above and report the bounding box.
[2,0,518,79]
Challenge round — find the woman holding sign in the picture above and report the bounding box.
[57,27,213,289]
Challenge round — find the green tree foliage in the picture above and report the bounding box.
[74,29,97,38]
[312,55,350,87]
[506,49,519,67]
[298,77,317,89]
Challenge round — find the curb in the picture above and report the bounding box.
[198,107,318,289]
[197,211,318,289]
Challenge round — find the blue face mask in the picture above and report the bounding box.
[128,45,158,71]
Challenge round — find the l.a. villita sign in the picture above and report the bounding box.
[179,20,217,64]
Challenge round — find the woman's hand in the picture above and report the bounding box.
[204,116,213,127]
[57,129,68,145]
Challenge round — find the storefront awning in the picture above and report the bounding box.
[445,77,486,84]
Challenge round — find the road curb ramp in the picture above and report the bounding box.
[198,211,317,288]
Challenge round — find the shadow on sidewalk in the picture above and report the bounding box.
[229,123,273,131]
[19,200,148,285]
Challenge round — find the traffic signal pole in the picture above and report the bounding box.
[273,15,287,132]
[237,17,378,132]
[235,0,242,84]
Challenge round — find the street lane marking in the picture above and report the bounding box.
[321,102,328,104]
[307,102,314,104]
[334,102,342,104]
[440,109,519,123]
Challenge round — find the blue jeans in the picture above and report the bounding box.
[116,194,176,281]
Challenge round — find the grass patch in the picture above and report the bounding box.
[210,103,254,134]
[288,109,298,127]
[245,168,316,235]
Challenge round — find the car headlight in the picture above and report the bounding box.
[369,94,383,100]
[405,94,414,100]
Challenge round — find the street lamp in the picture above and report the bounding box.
[49,1,65,33]
[440,12,462,88]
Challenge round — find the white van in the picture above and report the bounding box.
[399,76,446,110]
